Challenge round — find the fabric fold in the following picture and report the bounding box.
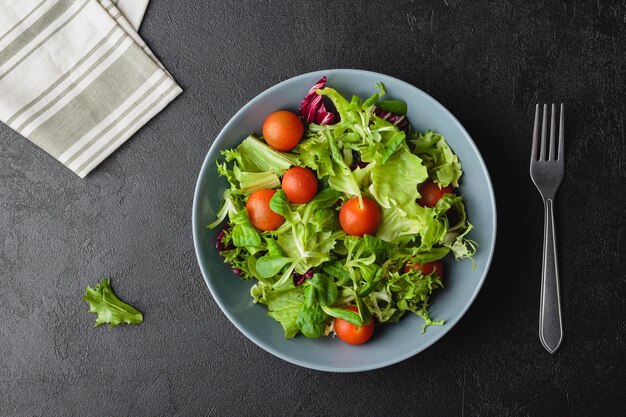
[0,0,181,177]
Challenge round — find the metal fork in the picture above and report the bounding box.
[530,103,564,354]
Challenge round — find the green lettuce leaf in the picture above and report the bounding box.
[321,305,363,326]
[293,135,335,178]
[223,135,298,175]
[296,285,328,338]
[326,132,362,200]
[301,188,340,222]
[370,146,428,211]
[208,190,243,229]
[375,100,407,115]
[443,222,478,263]
[359,117,406,164]
[306,273,338,306]
[256,255,295,278]
[254,284,304,339]
[232,165,280,194]
[230,210,262,248]
[83,278,143,328]
[411,131,462,188]
[316,87,361,125]
[269,189,294,224]
[376,205,423,243]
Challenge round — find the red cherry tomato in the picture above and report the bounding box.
[334,306,374,345]
[417,181,454,208]
[339,197,381,237]
[404,260,444,277]
[245,189,284,231]
[281,167,318,204]
[262,110,304,151]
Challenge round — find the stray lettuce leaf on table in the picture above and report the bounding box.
[83,278,143,328]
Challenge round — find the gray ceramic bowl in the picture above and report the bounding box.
[193,69,496,372]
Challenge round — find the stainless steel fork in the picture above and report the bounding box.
[530,103,564,353]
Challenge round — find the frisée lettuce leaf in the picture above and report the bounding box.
[411,131,462,188]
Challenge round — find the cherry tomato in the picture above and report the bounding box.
[339,197,381,237]
[417,181,454,208]
[281,167,318,204]
[262,110,304,151]
[334,306,374,345]
[245,189,284,231]
[404,260,444,277]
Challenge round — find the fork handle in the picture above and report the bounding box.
[539,199,563,353]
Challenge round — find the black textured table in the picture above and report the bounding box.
[1,1,624,416]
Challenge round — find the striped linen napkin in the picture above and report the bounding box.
[0,0,182,178]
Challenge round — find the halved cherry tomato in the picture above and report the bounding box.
[245,189,284,231]
[334,306,374,345]
[281,167,318,204]
[262,110,304,151]
[417,180,454,208]
[404,260,444,277]
[339,197,381,237]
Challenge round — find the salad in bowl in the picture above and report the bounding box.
[208,77,477,345]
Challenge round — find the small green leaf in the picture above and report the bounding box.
[232,222,262,248]
[410,247,451,264]
[83,278,143,328]
[357,267,383,297]
[230,209,250,225]
[376,100,407,115]
[307,273,338,306]
[269,189,293,223]
[363,92,380,109]
[380,130,406,163]
[256,256,294,278]
[354,293,372,325]
[263,287,304,339]
[301,188,340,223]
[311,208,338,232]
[232,167,281,194]
[265,237,283,256]
[296,286,328,338]
[227,135,298,175]
[321,306,363,326]
[363,234,393,255]
[322,261,350,282]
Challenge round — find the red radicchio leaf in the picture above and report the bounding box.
[374,107,410,132]
[216,225,233,252]
[299,77,336,125]
[217,227,241,276]
[293,269,314,286]
[350,161,369,170]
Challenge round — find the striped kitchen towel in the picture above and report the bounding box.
[0,0,182,178]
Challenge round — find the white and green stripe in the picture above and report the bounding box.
[0,0,181,178]
[0,0,56,50]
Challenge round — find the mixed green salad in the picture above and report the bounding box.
[208,77,476,344]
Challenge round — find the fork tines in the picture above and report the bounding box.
[531,103,564,163]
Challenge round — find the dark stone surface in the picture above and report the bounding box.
[1,0,624,415]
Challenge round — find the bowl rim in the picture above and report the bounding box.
[192,69,497,372]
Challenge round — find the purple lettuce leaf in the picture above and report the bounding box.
[350,161,369,170]
[373,107,410,132]
[216,225,233,252]
[299,77,336,125]
[293,269,314,286]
